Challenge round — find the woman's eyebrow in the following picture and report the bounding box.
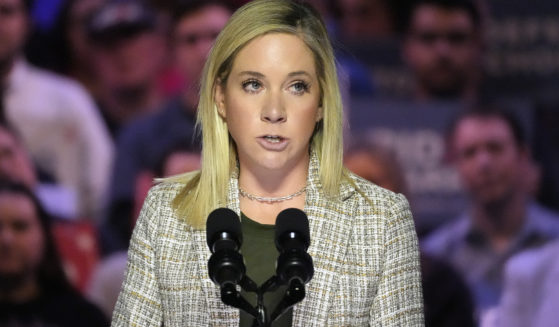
[238,71,265,78]
[237,71,313,79]
[287,71,312,78]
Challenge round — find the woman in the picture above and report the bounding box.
[112,0,423,326]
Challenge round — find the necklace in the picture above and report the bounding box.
[239,185,306,203]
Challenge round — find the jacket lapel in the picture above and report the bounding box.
[292,155,355,325]
[195,171,241,326]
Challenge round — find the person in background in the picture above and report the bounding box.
[1,0,113,221]
[87,143,201,319]
[0,124,35,191]
[497,239,559,327]
[307,0,375,99]
[154,141,202,179]
[49,0,105,94]
[345,140,475,327]
[134,141,203,227]
[402,0,483,102]
[422,106,559,323]
[0,179,108,327]
[86,0,167,138]
[332,0,395,41]
[344,140,408,196]
[103,0,232,253]
[0,122,78,219]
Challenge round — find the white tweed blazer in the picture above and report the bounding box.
[112,156,424,326]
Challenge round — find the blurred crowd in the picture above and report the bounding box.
[0,0,558,326]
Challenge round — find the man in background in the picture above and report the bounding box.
[103,0,232,252]
[86,0,167,137]
[402,0,483,102]
[345,140,476,327]
[0,179,108,326]
[1,0,113,221]
[422,107,559,323]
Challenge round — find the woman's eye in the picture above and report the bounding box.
[242,80,261,93]
[290,81,309,95]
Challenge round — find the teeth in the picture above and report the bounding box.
[265,136,281,143]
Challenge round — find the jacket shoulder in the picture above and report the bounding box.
[139,180,189,219]
[147,180,186,199]
[345,171,408,208]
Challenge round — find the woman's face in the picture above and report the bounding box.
[215,33,322,174]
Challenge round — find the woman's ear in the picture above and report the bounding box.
[214,81,226,118]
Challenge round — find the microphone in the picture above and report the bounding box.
[274,208,314,286]
[270,208,314,321]
[206,208,245,288]
[205,207,315,325]
[206,208,259,320]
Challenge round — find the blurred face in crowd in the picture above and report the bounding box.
[93,31,165,92]
[403,5,481,99]
[451,116,526,207]
[162,151,201,177]
[173,4,230,86]
[0,192,44,284]
[0,127,36,188]
[337,0,393,39]
[0,0,27,66]
[215,33,322,174]
[344,150,401,193]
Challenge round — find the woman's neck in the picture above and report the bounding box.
[238,158,309,197]
[238,157,309,225]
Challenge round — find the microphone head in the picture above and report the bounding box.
[206,208,242,250]
[275,208,310,250]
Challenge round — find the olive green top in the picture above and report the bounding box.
[239,212,292,327]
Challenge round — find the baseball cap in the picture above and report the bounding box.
[87,0,157,45]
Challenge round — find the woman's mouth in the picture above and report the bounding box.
[264,135,282,143]
[258,135,288,151]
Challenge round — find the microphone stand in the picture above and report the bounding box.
[219,280,259,321]
[218,274,306,327]
[269,278,305,322]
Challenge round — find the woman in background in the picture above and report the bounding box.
[112,1,423,326]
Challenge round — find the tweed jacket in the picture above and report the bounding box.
[112,156,424,326]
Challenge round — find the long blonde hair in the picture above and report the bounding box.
[170,0,344,229]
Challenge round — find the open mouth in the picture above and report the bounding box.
[263,135,283,143]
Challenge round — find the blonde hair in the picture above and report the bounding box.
[169,0,345,229]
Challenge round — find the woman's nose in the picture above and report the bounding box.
[261,91,286,123]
